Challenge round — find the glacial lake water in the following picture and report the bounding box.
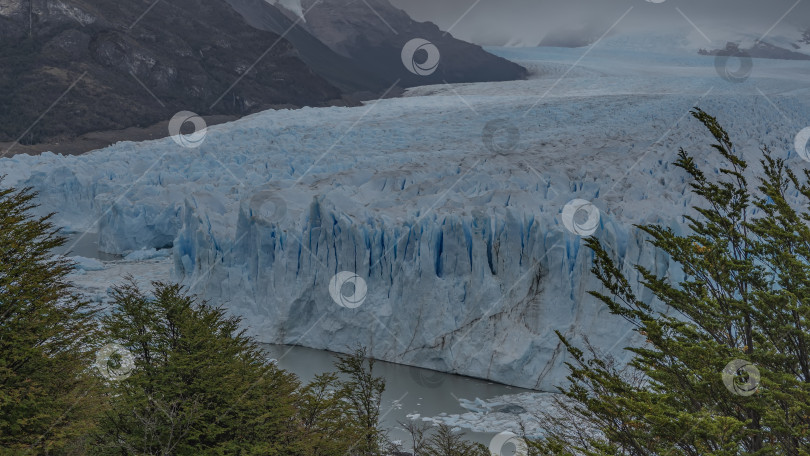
[263,344,539,450]
[60,235,542,451]
[57,232,123,261]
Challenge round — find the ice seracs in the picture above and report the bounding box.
[3,39,809,388]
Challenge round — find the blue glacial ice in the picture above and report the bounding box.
[2,41,810,388]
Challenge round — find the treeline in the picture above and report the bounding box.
[0,182,489,455]
[3,111,810,455]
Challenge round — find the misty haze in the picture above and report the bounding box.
[1,0,809,454]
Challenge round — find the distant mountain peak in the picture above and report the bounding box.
[264,0,305,21]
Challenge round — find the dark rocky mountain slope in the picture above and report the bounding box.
[0,0,528,150]
[699,40,810,61]
[224,0,391,97]
[259,0,529,88]
[0,0,344,146]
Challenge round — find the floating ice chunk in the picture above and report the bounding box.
[124,248,172,261]
[71,256,105,271]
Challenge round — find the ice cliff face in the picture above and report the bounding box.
[176,191,666,390]
[2,44,809,388]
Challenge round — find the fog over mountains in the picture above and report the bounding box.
[390,0,810,47]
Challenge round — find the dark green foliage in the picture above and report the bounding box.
[0,184,101,454]
[397,420,490,456]
[421,424,490,456]
[295,372,364,455]
[93,280,302,455]
[532,110,810,455]
[335,346,388,455]
[0,182,489,455]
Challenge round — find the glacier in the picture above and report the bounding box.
[2,38,810,389]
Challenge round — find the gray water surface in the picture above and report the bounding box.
[263,344,536,449]
[57,233,123,261]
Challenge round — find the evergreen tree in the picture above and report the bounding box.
[532,110,810,455]
[421,424,489,456]
[0,184,101,454]
[334,346,387,456]
[93,280,302,455]
[295,372,364,455]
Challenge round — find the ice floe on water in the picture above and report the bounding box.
[409,392,559,437]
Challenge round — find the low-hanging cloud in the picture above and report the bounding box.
[389,0,810,47]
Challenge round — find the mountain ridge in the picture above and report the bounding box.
[0,0,347,146]
[0,0,528,150]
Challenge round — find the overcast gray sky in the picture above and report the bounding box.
[389,0,810,46]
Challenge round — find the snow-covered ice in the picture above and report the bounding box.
[410,392,559,437]
[3,35,809,389]
[67,256,174,303]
